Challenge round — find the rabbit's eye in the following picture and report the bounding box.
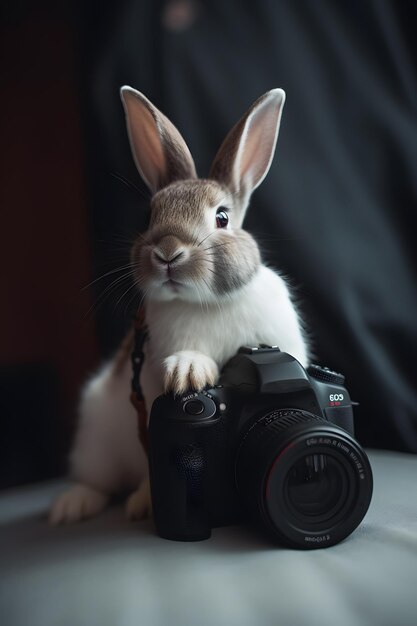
[216,209,229,228]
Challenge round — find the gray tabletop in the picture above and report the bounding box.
[1,450,417,626]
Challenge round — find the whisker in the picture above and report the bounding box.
[83,278,133,320]
[198,276,213,312]
[136,289,149,312]
[91,270,135,298]
[112,281,138,314]
[192,280,204,313]
[132,288,148,315]
[84,271,135,319]
[202,242,232,252]
[196,231,216,248]
[122,278,151,318]
[190,229,205,248]
[201,281,211,315]
[135,284,156,315]
[82,263,136,290]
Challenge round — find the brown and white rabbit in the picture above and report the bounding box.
[49,87,309,524]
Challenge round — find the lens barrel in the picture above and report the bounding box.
[235,409,373,549]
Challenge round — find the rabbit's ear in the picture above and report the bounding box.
[120,86,197,194]
[210,89,285,206]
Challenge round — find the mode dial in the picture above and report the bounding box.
[307,364,345,386]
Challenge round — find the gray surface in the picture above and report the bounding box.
[1,450,417,626]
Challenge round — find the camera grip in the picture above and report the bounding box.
[149,418,211,541]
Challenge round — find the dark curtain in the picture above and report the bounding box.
[0,2,99,487]
[74,0,417,452]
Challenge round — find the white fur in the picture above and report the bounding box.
[49,265,307,524]
[49,359,147,524]
[145,265,307,376]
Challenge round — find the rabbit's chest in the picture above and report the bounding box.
[145,266,302,366]
[146,295,264,367]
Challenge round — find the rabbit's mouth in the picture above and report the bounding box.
[163,278,183,293]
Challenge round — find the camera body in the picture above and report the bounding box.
[148,347,373,549]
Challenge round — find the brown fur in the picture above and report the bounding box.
[211,230,261,294]
[130,177,261,300]
[150,179,227,230]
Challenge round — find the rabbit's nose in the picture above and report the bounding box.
[152,235,190,268]
[153,249,185,266]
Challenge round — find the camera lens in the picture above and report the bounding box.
[284,453,354,527]
[235,409,373,549]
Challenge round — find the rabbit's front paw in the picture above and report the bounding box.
[163,350,219,395]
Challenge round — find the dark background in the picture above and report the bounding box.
[1,0,416,489]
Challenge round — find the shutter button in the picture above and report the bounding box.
[183,399,205,415]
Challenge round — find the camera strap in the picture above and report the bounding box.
[130,307,149,455]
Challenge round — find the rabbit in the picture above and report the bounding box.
[49,86,309,524]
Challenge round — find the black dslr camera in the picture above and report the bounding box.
[148,347,373,549]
